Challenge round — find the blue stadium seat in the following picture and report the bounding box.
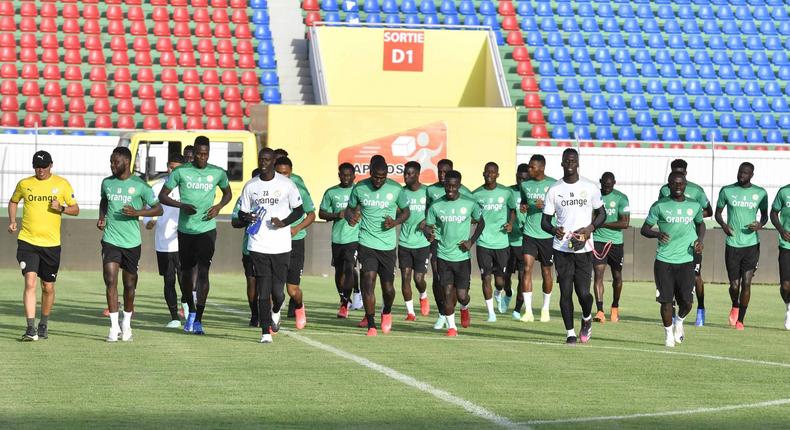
[385,13,400,23]
[634,49,652,63]
[747,36,765,51]
[479,0,496,16]
[704,81,723,95]
[685,80,703,95]
[363,0,380,12]
[657,5,674,19]
[712,51,730,65]
[324,11,341,21]
[608,34,625,48]
[568,94,586,109]
[572,110,590,126]
[678,5,695,18]
[516,1,533,17]
[674,96,691,111]
[578,62,596,77]
[548,109,565,125]
[721,20,738,34]
[440,0,456,14]
[618,126,636,140]
[521,16,537,31]
[718,5,735,19]
[382,0,397,13]
[752,97,770,113]
[462,14,479,25]
[561,17,579,32]
[322,0,339,12]
[578,4,595,17]
[687,35,706,49]
[574,126,592,140]
[728,35,745,50]
[366,12,383,22]
[674,50,691,64]
[636,4,653,19]
[699,112,717,128]
[625,79,643,94]
[553,47,570,62]
[781,66,790,81]
[537,62,555,76]
[623,18,639,33]
[535,2,552,17]
[766,129,784,143]
[540,78,558,92]
[593,110,611,126]
[773,51,790,65]
[774,7,789,21]
[646,79,664,94]
[342,0,359,12]
[641,127,658,140]
[552,125,570,139]
[720,113,738,128]
[573,48,590,62]
[640,63,659,77]
[655,49,671,64]
[663,128,680,141]
[679,112,697,127]
[666,80,684,95]
[541,17,558,31]
[613,110,631,125]
[683,19,700,34]
[621,63,638,77]
[760,114,777,129]
[780,114,790,129]
[631,95,649,110]
[526,31,543,46]
[680,64,698,78]
[583,78,601,93]
[718,65,736,79]
[260,70,279,86]
[636,111,653,126]
[598,3,615,17]
[733,96,751,112]
[743,81,762,96]
[457,0,474,14]
[600,63,618,77]
[695,96,713,111]
[590,94,607,110]
[613,49,631,63]
[705,129,724,142]
[758,65,775,80]
[603,18,620,32]
[588,33,606,47]
[404,14,420,24]
[649,34,667,48]
[741,20,759,35]
[563,77,581,93]
[727,129,746,143]
[596,126,614,140]
[418,0,435,14]
[714,97,733,112]
[443,14,459,24]
[660,64,678,78]
[724,81,743,95]
[481,15,498,29]
[263,87,282,104]
[665,19,681,34]
[753,5,770,20]
[557,3,575,17]
[557,62,575,77]
[708,35,726,50]
[657,111,675,127]
[627,34,645,48]
[773,98,790,112]
[699,64,717,79]
[568,33,586,47]
[605,79,623,93]
[686,128,703,142]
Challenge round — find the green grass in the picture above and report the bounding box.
[1,269,789,430]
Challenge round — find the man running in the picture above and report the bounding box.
[231,168,262,327]
[398,161,431,321]
[642,172,705,347]
[519,155,556,323]
[158,136,232,335]
[770,183,790,330]
[424,170,484,336]
[507,164,529,319]
[715,162,768,330]
[658,159,713,326]
[237,148,304,343]
[319,163,360,318]
[275,156,315,330]
[541,149,605,344]
[472,162,516,323]
[144,153,185,328]
[98,147,162,342]
[426,159,472,330]
[592,172,630,323]
[8,150,79,341]
[345,158,410,336]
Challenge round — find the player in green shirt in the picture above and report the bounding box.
[506,164,529,319]
[231,168,261,327]
[642,172,706,348]
[425,170,484,336]
[592,172,630,324]
[426,159,473,330]
[518,154,556,323]
[275,157,315,330]
[715,162,768,330]
[472,162,516,323]
[345,158,410,336]
[319,163,360,318]
[770,184,790,330]
[98,147,162,342]
[159,136,232,335]
[658,159,712,327]
[398,161,432,321]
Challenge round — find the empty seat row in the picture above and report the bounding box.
[519,2,789,21]
[549,125,790,144]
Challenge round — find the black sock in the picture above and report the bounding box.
[738,305,748,323]
[611,299,619,308]
[26,317,35,328]
[195,304,206,322]
[168,306,179,320]
[366,313,376,329]
[596,301,604,312]
[39,315,48,326]
[248,299,258,318]
[382,303,392,314]
[697,295,705,309]
[731,301,739,309]
[504,286,513,297]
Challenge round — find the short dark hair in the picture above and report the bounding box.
[601,171,615,181]
[370,159,388,173]
[338,162,354,172]
[484,161,499,171]
[259,147,274,157]
[404,161,421,171]
[194,136,209,148]
[561,148,578,159]
[112,146,132,161]
[168,153,184,164]
[273,148,288,157]
[445,170,462,182]
[370,155,385,166]
[275,156,292,168]
[668,171,686,182]
[529,154,546,165]
[437,159,454,169]
[516,163,529,173]
[670,159,688,170]
[182,145,194,154]
[740,162,755,171]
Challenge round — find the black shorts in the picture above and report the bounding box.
[178,229,216,270]
[476,246,510,277]
[398,245,431,274]
[156,251,180,277]
[725,244,760,281]
[437,258,471,290]
[358,245,396,283]
[287,239,305,285]
[331,242,358,268]
[507,244,524,274]
[101,241,141,274]
[242,254,255,278]
[593,241,624,271]
[780,248,790,283]
[654,260,695,304]
[693,251,703,276]
[16,240,61,282]
[250,251,289,284]
[523,235,554,267]
[553,250,593,286]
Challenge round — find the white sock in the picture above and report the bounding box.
[523,292,533,312]
[676,315,685,324]
[665,326,673,337]
[405,300,415,315]
[122,311,133,328]
[485,299,495,315]
[192,290,197,303]
[566,329,576,338]
[272,311,281,326]
[419,291,428,299]
[181,302,189,314]
[109,312,119,329]
[446,313,457,329]
[786,302,790,312]
[542,293,551,310]
[583,314,592,321]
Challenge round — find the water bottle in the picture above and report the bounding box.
[246,206,267,235]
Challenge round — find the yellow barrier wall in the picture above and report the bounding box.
[263,105,517,199]
[315,26,503,107]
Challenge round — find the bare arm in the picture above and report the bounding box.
[714,205,734,236]
[123,203,163,218]
[205,185,232,220]
[771,209,790,242]
[702,203,713,218]
[694,220,706,253]
[97,197,108,230]
[7,200,18,233]
[750,206,769,231]
[541,213,563,239]
[384,207,410,229]
[640,221,669,243]
[291,211,316,236]
[319,209,340,221]
[602,213,630,230]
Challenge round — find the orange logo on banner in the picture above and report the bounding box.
[382,30,425,72]
[338,122,447,184]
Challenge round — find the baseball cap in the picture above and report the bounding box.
[32,150,53,168]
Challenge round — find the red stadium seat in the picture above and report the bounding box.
[156,38,174,52]
[61,4,79,18]
[43,82,61,97]
[204,101,222,116]
[530,124,548,138]
[195,22,213,37]
[502,15,519,31]
[25,96,44,113]
[524,93,542,108]
[211,0,228,7]
[42,65,60,80]
[236,40,254,55]
[93,98,111,114]
[128,6,145,21]
[88,50,106,65]
[0,46,13,62]
[0,63,17,79]
[85,36,102,51]
[36,17,55,32]
[734,145,748,151]
[215,23,231,38]
[183,69,201,84]
[64,66,82,81]
[1,95,18,111]
[138,84,155,99]
[19,47,37,63]
[221,70,240,85]
[238,55,255,69]
[41,35,58,49]
[107,19,126,35]
[159,51,177,67]
[0,80,18,95]
[506,31,524,46]
[63,19,80,33]
[186,116,204,129]
[753,146,768,151]
[499,1,515,16]
[67,114,86,128]
[194,8,210,22]
[521,77,538,92]
[164,100,182,115]
[201,69,220,85]
[143,115,162,130]
[45,113,64,127]
[117,115,136,129]
[106,6,123,20]
[111,36,128,51]
[217,39,234,54]
[90,83,108,98]
[224,87,241,102]
[83,19,102,34]
[225,102,243,117]
[134,37,151,52]
[161,85,179,100]
[240,71,258,86]
[579,141,595,148]
[153,7,170,21]
[232,9,249,24]
[192,0,209,6]
[137,68,155,83]
[178,52,196,67]
[212,9,229,23]
[218,53,235,68]
[141,99,159,115]
[227,117,245,130]
[40,49,59,64]
[0,33,16,47]
[130,22,148,36]
[166,115,185,130]
[200,53,217,68]
[24,113,42,128]
[20,2,37,16]
[83,4,100,19]
[161,68,179,83]
[516,61,534,76]
[20,34,36,48]
[203,86,221,101]
[197,39,215,54]
[64,49,82,65]
[94,115,113,129]
[173,8,190,22]
[1,111,18,126]
[112,51,130,66]
[185,100,203,116]
[0,16,14,31]
[135,51,153,66]
[20,64,38,80]
[68,98,87,114]
[0,1,13,16]
[22,81,40,96]
[242,87,261,103]
[527,109,545,124]
[235,24,252,39]
[184,86,201,101]
[113,67,131,82]
[206,116,225,129]
[117,99,135,114]
[154,22,172,37]
[512,46,530,62]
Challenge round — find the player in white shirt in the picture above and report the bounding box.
[143,154,186,328]
[541,148,606,344]
[237,148,304,344]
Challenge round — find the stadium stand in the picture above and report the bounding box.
[301,0,790,144]
[0,0,277,131]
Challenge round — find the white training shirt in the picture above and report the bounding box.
[543,177,603,254]
[143,178,180,253]
[239,172,302,254]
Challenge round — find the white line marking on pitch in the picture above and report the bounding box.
[520,398,790,425]
[211,303,527,430]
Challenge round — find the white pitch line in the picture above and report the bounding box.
[520,398,790,426]
[211,303,527,430]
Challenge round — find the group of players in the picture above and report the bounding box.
[7,136,790,347]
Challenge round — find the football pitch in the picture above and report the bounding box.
[1,269,789,430]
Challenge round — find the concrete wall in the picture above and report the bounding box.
[1,219,783,284]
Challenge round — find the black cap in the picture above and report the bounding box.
[32,151,52,168]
